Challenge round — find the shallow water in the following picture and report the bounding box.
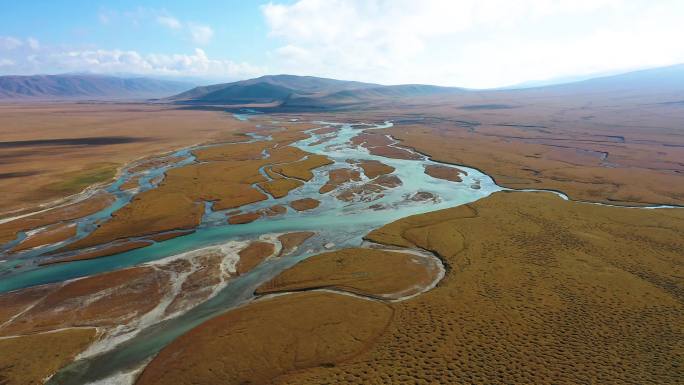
[4,118,502,384]
[0,121,499,293]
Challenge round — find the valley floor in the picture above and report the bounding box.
[0,102,682,384]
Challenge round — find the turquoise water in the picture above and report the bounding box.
[0,121,499,293]
[4,118,502,384]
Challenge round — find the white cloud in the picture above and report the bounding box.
[0,36,23,50]
[188,24,214,45]
[0,46,264,80]
[262,0,684,87]
[157,15,182,30]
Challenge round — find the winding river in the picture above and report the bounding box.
[2,116,503,384]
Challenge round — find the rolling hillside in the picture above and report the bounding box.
[0,74,192,100]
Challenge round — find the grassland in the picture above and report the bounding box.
[0,103,255,215]
[342,89,684,206]
[0,329,96,385]
[136,191,683,385]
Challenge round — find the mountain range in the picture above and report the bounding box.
[167,64,684,109]
[2,64,683,107]
[0,74,192,100]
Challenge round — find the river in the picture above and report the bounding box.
[2,117,502,384]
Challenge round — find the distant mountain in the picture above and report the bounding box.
[168,74,378,105]
[167,74,464,108]
[285,84,464,108]
[505,64,684,95]
[0,74,193,100]
[167,64,684,109]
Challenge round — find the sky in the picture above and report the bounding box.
[1,0,684,88]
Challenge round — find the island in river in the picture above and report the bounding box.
[0,71,683,385]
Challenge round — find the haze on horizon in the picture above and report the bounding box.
[1,0,684,88]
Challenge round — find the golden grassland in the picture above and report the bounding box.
[341,90,684,206]
[10,222,77,252]
[236,241,276,275]
[256,248,440,299]
[136,292,394,385]
[357,159,395,179]
[0,192,114,244]
[53,121,328,255]
[319,168,361,193]
[289,198,321,211]
[0,236,305,384]
[0,103,257,214]
[271,154,334,181]
[136,191,683,385]
[424,164,464,182]
[277,231,315,257]
[0,328,96,385]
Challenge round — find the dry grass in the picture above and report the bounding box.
[0,192,113,244]
[271,154,333,181]
[0,328,96,385]
[236,241,275,275]
[319,168,361,193]
[143,191,684,385]
[257,248,440,300]
[136,292,393,385]
[290,198,321,211]
[424,164,464,182]
[10,223,77,252]
[0,266,168,335]
[357,160,395,179]
[278,191,683,385]
[0,103,254,214]
[259,178,303,198]
[277,232,315,257]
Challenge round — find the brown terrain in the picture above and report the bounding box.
[236,241,276,275]
[352,131,422,160]
[0,192,113,244]
[271,154,334,180]
[365,91,684,206]
[0,103,255,215]
[424,164,465,182]
[227,212,261,225]
[319,168,361,193]
[357,159,395,179]
[290,198,321,211]
[136,292,394,385]
[138,191,683,385]
[257,248,441,299]
[33,121,329,257]
[10,223,77,252]
[277,231,315,256]
[0,328,96,385]
[0,237,286,383]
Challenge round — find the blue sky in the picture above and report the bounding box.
[2,1,684,88]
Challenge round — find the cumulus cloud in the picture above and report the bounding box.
[262,0,684,87]
[0,44,264,79]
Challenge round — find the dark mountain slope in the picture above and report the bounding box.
[0,74,192,100]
